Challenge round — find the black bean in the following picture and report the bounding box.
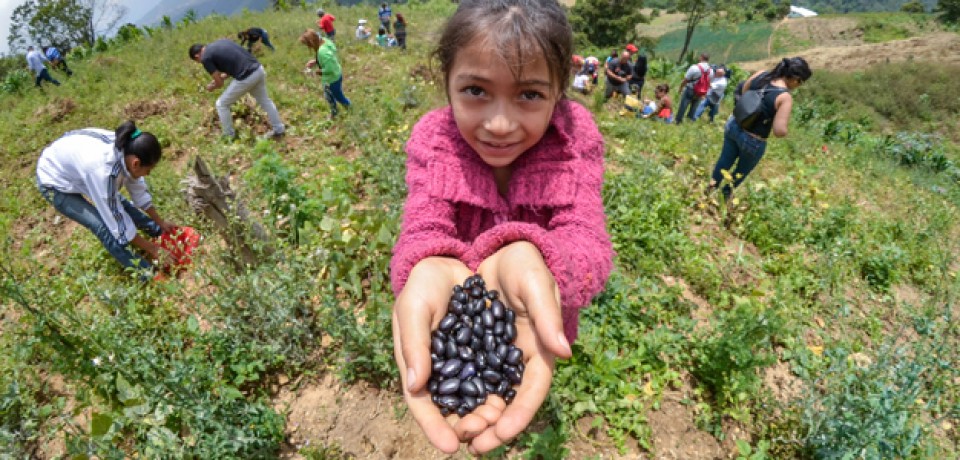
[458,361,477,380]
[455,327,472,345]
[496,344,509,359]
[484,381,497,393]
[505,310,515,323]
[438,394,461,409]
[457,406,469,417]
[481,369,502,383]
[494,320,505,336]
[449,300,464,315]
[454,291,468,303]
[431,337,445,356]
[490,299,506,319]
[504,389,516,404]
[470,336,482,351]
[483,333,497,352]
[440,359,463,378]
[432,359,444,373]
[472,377,486,395]
[438,314,457,332]
[438,378,461,395]
[440,407,451,416]
[453,285,463,294]
[428,379,438,394]
[460,380,480,397]
[470,286,484,298]
[496,380,510,396]
[486,290,499,300]
[486,350,503,370]
[459,314,473,327]
[481,310,495,328]
[458,345,475,361]
[475,352,487,369]
[477,393,487,405]
[505,347,523,365]
[505,367,522,385]
[472,322,484,338]
[463,395,478,410]
[445,339,458,359]
[432,394,439,404]
[504,323,517,342]
[472,299,485,316]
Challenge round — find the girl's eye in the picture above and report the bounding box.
[520,90,545,101]
[462,86,485,97]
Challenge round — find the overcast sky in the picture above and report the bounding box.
[0,0,159,55]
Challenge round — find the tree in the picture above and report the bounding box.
[673,0,748,64]
[568,0,649,48]
[6,0,125,54]
[936,0,960,22]
[901,0,926,12]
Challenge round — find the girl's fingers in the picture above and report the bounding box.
[393,298,433,393]
[513,273,571,359]
[494,353,554,442]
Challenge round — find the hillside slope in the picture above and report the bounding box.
[0,2,957,459]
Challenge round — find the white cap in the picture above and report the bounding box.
[359,19,367,24]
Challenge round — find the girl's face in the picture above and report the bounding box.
[125,156,154,179]
[447,39,560,170]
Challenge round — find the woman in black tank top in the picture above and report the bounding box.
[707,57,812,200]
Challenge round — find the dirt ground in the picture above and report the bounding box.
[740,18,960,72]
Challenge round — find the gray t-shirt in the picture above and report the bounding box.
[201,39,260,80]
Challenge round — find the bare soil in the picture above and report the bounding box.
[740,18,960,72]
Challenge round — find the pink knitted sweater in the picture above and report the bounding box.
[390,99,614,342]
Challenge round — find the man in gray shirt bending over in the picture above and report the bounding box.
[189,40,285,140]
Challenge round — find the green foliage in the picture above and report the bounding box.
[690,298,783,409]
[8,0,93,53]
[0,70,32,95]
[901,0,927,13]
[569,0,649,48]
[655,21,774,64]
[860,17,912,42]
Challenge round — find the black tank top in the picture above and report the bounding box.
[745,87,787,139]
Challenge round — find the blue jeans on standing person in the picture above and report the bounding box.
[324,76,351,118]
[693,97,721,122]
[38,183,161,279]
[674,85,702,124]
[710,116,768,199]
[35,68,61,87]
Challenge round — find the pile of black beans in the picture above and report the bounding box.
[428,275,524,417]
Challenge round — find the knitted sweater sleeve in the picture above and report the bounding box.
[465,104,613,311]
[389,111,470,296]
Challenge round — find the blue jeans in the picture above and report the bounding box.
[35,69,60,87]
[674,86,701,124]
[38,184,161,277]
[260,31,275,50]
[324,76,351,117]
[693,97,720,122]
[710,117,768,198]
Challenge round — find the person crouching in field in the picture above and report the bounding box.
[707,57,812,199]
[36,121,177,281]
[238,27,276,52]
[42,46,73,77]
[299,30,351,118]
[390,0,613,454]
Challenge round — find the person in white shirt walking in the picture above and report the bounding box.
[36,121,178,281]
[693,66,729,123]
[26,46,60,88]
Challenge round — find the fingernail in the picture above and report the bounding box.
[406,368,416,391]
[557,332,572,356]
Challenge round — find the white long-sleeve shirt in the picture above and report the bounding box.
[26,49,48,75]
[37,129,153,245]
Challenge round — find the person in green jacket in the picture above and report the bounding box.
[300,30,351,118]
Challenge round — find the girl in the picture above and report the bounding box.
[390,0,613,454]
[641,83,673,123]
[394,13,407,50]
[708,57,812,198]
[36,121,176,280]
[299,30,351,118]
[375,27,389,47]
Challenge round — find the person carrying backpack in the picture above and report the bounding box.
[626,43,647,98]
[675,53,712,124]
[706,57,812,199]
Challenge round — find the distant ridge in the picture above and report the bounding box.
[135,0,271,26]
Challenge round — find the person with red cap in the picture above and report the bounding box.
[625,43,647,98]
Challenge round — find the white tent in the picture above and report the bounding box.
[788,6,818,18]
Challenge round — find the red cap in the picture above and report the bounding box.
[625,44,638,53]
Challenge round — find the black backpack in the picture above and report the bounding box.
[733,72,783,129]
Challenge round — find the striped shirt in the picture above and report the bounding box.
[36,129,153,245]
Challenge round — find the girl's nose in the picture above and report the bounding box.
[483,112,517,135]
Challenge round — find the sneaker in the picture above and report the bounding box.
[259,130,285,141]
